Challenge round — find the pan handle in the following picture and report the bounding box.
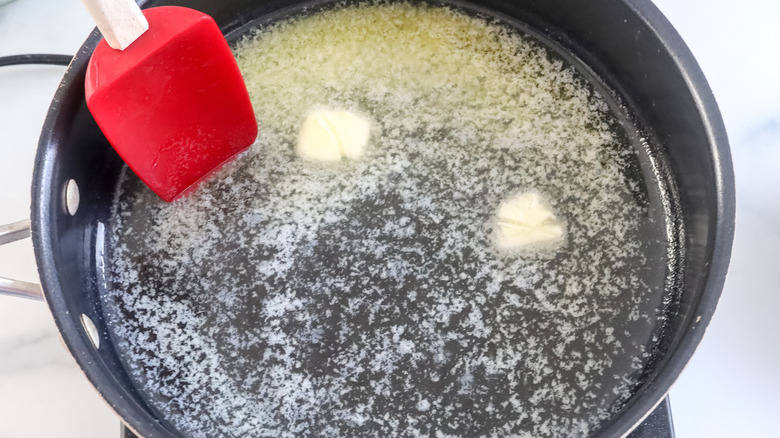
[0,219,44,300]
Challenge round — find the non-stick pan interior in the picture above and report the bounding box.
[31,1,733,437]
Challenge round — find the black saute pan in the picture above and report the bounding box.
[2,0,735,436]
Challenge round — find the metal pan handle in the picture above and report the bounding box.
[1,54,73,302]
[0,219,44,300]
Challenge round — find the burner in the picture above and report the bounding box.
[625,397,676,438]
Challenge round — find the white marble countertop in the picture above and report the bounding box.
[1,0,778,436]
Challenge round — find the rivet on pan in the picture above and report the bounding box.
[81,314,100,349]
[64,179,80,216]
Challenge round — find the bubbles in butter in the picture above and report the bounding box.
[297,110,370,161]
[495,192,564,249]
[103,3,674,438]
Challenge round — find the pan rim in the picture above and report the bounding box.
[31,0,734,437]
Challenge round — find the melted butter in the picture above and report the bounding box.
[103,4,673,438]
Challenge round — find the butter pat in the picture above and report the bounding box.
[495,192,564,249]
[297,110,370,161]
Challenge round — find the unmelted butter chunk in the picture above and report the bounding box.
[297,110,370,161]
[495,192,564,249]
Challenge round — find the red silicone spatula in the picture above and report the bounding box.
[82,0,257,202]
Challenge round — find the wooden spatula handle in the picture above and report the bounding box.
[81,0,149,50]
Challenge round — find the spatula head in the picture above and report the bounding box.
[85,6,257,202]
